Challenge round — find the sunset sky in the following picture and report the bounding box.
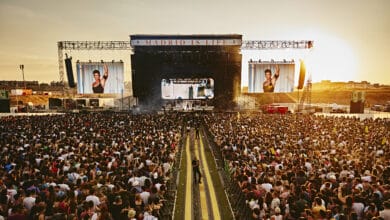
[0,0,389,84]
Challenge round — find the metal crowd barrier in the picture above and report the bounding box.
[203,126,252,220]
[160,129,185,220]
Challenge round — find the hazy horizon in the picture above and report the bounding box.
[0,0,389,84]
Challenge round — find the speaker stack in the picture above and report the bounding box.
[65,55,75,88]
[350,91,365,113]
[0,90,10,113]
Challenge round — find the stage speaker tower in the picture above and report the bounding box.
[65,56,75,88]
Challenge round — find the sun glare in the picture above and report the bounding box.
[307,33,358,83]
[241,30,358,87]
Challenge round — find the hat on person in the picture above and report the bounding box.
[128,209,136,218]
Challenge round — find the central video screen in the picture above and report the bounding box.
[248,62,295,93]
[161,78,214,100]
[76,62,124,94]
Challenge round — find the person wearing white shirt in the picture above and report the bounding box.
[140,187,151,206]
[261,182,273,193]
[380,200,390,220]
[85,188,101,207]
[23,190,36,213]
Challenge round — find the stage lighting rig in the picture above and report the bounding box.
[241,40,313,50]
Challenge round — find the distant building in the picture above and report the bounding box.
[347,81,371,89]
[0,80,64,91]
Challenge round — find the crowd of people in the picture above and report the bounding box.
[205,113,390,220]
[0,112,182,220]
[1,110,389,220]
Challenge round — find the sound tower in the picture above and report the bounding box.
[298,60,306,89]
[65,57,75,88]
[49,98,63,109]
[350,91,365,113]
[0,99,10,113]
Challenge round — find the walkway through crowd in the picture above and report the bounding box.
[175,125,233,220]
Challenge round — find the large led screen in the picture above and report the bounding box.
[161,78,214,99]
[77,62,124,94]
[248,62,295,93]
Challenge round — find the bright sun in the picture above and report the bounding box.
[307,32,358,83]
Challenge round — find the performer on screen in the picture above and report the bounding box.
[92,64,108,93]
[263,65,280,93]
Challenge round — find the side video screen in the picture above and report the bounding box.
[77,62,124,94]
[248,62,295,93]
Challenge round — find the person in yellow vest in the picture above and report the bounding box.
[263,65,280,93]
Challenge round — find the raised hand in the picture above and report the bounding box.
[103,64,108,76]
[275,65,280,75]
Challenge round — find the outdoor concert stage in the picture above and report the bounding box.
[130,35,242,110]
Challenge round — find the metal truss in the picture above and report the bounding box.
[58,41,131,50]
[241,40,313,50]
[57,40,312,93]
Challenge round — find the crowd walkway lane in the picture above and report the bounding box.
[184,135,193,220]
[194,135,210,220]
[199,130,221,220]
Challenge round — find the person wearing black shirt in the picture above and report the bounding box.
[192,157,201,184]
[195,127,200,139]
[92,64,108,94]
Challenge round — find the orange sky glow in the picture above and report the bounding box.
[0,0,389,84]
